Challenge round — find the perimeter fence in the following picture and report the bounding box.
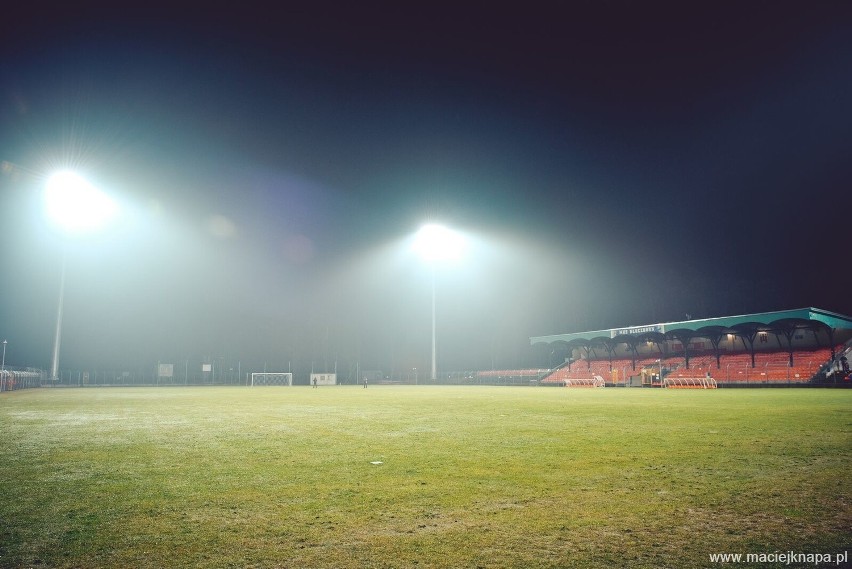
[0,367,549,389]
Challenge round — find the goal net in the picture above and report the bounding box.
[251,372,293,386]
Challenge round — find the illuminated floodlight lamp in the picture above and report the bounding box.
[44,171,118,233]
[412,223,466,382]
[413,223,465,262]
[43,170,118,381]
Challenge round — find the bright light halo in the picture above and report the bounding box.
[413,223,465,262]
[44,171,118,233]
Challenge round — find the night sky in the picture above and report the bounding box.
[1,1,851,375]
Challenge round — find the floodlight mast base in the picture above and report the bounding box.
[50,252,67,381]
[431,265,437,381]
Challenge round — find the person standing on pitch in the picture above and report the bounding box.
[313,377,318,388]
[363,376,368,389]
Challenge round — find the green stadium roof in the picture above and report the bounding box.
[529,307,852,345]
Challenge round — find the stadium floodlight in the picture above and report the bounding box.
[1,339,5,392]
[413,223,466,381]
[44,171,118,381]
[44,171,118,233]
[413,223,465,262]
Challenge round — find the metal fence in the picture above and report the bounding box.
[8,365,837,390]
[48,367,249,387]
[24,367,547,388]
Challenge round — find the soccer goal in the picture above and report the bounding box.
[251,372,293,386]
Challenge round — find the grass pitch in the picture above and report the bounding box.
[0,386,849,568]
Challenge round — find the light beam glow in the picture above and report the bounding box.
[413,223,465,262]
[44,171,118,232]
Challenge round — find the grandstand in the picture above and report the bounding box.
[530,308,852,387]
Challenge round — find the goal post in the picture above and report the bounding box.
[250,372,293,386]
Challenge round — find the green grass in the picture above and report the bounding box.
[1,386,849,568]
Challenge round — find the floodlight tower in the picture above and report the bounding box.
[44,171,118,380]
[1,339,6,393]
[413,223,464,382]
